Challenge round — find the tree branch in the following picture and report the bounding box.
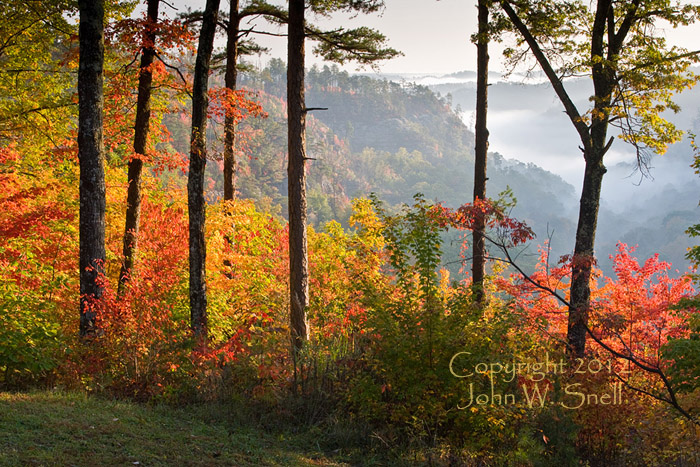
[499,0,591,152]
[486,233,699,426]
[154,52,191,98]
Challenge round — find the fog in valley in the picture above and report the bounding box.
[377,70,700,275]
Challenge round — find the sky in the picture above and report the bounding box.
[164,0,492,73]
[160,0,700,188]
[254,0,480,74]
[163,0,700,75]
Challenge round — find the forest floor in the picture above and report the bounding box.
[0,390,363,466]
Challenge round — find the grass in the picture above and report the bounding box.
[0,390,354,466]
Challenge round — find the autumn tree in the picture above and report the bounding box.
[0,1,76,160]
[118,0,161,294]
[189,0,221,340]
[496,0,700,356]
[182,0,397,348]
[182,1,275,200]
[286,0,399,352]
[78,0,107,337]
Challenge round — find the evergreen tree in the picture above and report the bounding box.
[78,0,106,337]
[286,0,399,352]
[472,0,490,305]
[189,0,221,340]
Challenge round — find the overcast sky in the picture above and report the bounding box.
[252,0,479,74]
[159,0,700,189]
[163,0,700,75]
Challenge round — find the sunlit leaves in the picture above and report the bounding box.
[496,0,700,164]
[0,0,77,156]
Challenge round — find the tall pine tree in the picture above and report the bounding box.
[78,0,106,337]
[188,0,221,340]
[472,0,490,305]
[286,0,399,352]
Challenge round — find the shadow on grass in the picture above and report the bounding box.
[0,391,359,466]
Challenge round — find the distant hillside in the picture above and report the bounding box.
[420,70,700,275]
[232,63,579,271]
[162,62,698,277]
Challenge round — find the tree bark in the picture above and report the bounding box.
[118,0,160,295]
[78,0,106,338]
[288,0,309,352]
[568,155,606,356]
[567,0,615,356]
[188,0,220,340]
[472,0,489,305]
[223,0,240,201]
[499,0,618,357]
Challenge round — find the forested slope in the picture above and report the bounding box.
[199,62,581,271]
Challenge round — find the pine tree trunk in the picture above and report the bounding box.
[118,0,160,295]
[223,0,240,201]
[288,0,309,352]
[472,0,489,305]
[78,0,106,338]
[188,0,220,340]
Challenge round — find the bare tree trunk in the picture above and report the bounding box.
[118,0,160,295]
[288,0,309,352]
[568,156,605,356]
[567,0,612,357]
[223,0,240,201]
[188,0,220,340]
[472,0,489,305]
[78,0,106,338]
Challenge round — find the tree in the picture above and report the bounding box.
[472,0,490,305]
[78,0,107,337]
[118,0,161,294]
[189,0,221,340]
[496,0,700,356]
[220,0,269,200]
[183,0,273,200]
[287,0,307,352]
[285,0,399,352]
[0,1,77,164]
[223,0,240,201]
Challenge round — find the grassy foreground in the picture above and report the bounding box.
[0,391,353,466]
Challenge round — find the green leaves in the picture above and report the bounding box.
[496,0,700,163]
[662,297,700,393]
[371,193,446,299]
[307,0,384,17]
[309,26,401,66]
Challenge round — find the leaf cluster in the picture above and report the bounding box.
[493,0,700,166]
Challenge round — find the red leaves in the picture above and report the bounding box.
[448,198,534,247]
[207,87,267,123]
[0,143,20,165]
[418,197,536,249]
[501,241,696,366]
[593,243,696,364]
[105,12,194,57]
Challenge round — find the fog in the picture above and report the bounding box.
[416,71,700,275]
